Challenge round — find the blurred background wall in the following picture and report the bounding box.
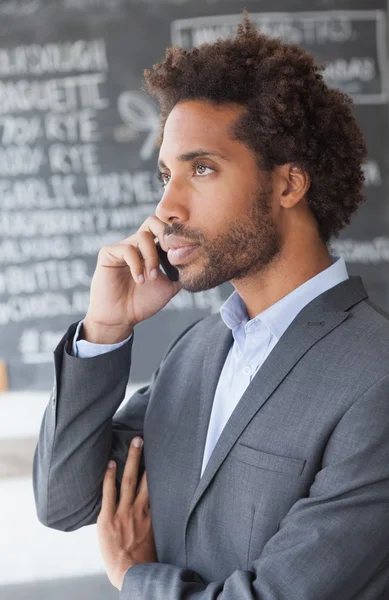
[0,0,388,598]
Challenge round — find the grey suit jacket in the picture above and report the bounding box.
[33,276,389,599]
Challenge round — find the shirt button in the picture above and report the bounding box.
[243,366,252,376]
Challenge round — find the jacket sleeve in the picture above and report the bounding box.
[32,319,200,532]
[119,372,389,600]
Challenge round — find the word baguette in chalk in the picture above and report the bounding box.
[0,74,108,114]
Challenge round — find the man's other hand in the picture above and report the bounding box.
[97,437,157,590]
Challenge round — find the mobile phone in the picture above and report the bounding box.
[155,241,180,281]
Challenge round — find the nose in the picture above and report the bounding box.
[155,182,190,224]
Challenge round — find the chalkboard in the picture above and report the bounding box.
[0,0,387,390]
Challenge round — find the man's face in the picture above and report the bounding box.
[156,99,282,293]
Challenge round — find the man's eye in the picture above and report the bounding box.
[157,172,169,187]
[157,163,214,188]
[194,163,214,176]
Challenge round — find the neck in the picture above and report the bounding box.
[231,237,333,321]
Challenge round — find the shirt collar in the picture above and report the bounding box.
[220,255,349,340]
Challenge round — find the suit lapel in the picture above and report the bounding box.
[184,319,233,511]
[185,276,368,525]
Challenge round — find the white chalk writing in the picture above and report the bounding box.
[0,74,108,114]
[0,39,107,76]
[331,237,389,263]
[363,160,382,186]
[0,291,90,325]
[171,11,388,104]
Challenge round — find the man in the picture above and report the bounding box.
[33,11,389,599]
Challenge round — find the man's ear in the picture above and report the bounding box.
[278,163,310,208]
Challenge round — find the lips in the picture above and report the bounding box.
[165,236,198,250]
[167,245,200,265]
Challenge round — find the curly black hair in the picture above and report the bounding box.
[142,10,367,243]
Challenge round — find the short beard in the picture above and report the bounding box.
[178,174,282,293]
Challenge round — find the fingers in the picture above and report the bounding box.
[138,215,167,250]
[118,437,144,513]
[129,215,168,282]
[136,471,150,512]
[103,216,167,284]
[131,231,162,283]
[100,460,118,520]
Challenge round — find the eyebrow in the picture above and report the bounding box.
[157,149,229,170]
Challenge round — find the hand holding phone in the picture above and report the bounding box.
[82,216,182,342]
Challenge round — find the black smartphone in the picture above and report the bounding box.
[155,241,180,281]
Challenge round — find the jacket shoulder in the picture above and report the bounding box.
[334,298,389,380]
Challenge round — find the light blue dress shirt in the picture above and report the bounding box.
[72,256,349,477]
